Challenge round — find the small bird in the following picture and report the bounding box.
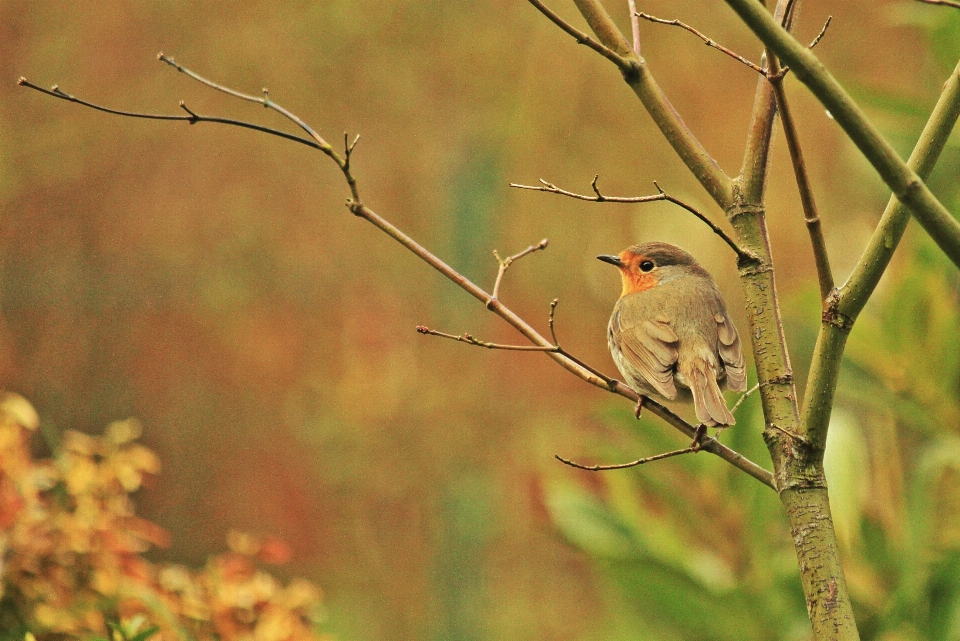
[598,242,746,430]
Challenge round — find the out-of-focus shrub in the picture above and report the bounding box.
[0,393,329,641]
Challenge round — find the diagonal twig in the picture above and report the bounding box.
[416,327,558,351]
[16,79,321,150]
[418,298,619,387]
[158,54,333,152]
[766,58,834,300]
[808,16,832,49]
[555,445,698,471]
[525,0,630,69]
[637,12,765,74]
[490,239,549,306]
[730,383,760,415]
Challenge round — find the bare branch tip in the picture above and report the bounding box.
[809,16,832,49]
[179,102,199,121]
[554,454,597,470]
[590,174,605,200]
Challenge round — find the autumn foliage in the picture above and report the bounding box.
[0,393,328,641]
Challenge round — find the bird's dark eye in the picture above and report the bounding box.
[639,260,655,272]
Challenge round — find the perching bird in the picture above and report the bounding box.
[598,241,746,428]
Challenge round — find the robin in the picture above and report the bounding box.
[598,242,747,433]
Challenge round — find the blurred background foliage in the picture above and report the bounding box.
[1,0,959,639]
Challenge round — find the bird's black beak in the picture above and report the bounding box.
[597,254,624,267]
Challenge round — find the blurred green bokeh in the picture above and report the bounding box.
[2,1,959,639]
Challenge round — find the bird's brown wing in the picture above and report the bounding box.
[714,311,747,392]
[610,297,679,399]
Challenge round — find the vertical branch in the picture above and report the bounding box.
[737,0,795,203]
[728,2,860,638]
[768,63,834,300]
[627,0,641,53]
[731,0,801,453]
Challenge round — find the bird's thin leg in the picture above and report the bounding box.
[689,423,708,450]
[634,396,646,419]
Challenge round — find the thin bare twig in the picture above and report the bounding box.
[415,327,558,351]
[556,445,698,470]
[490,239,549,306]
[544,299,617,384]
[765,57,835,299]
[418,299,619,387]
[917,0,960,8]
[525,0,630,69]
[548,298,560,345]
[808,16,832,49]
[19,57,775,491]
[510,177,756,262]
[156,54,363,202]
[157,54,332,151]
[730,383,760,415]
[627,0,641,54]
[637,12,764,74]
[16,79,321,150]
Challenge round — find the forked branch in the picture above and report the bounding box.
[510,177,756,263]
[15,79,321,150]
[490,239,549,305]
[525,0,630,68]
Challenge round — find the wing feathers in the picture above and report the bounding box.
[715,312,747,392]
[609,304,679,399]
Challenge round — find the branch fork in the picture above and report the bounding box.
[488,238,549,308]
[510,176,757,262]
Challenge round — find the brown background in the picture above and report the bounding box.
[1,1,955,639]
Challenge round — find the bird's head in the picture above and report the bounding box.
[597,242,709,297]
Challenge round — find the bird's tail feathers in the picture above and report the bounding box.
[686,362,736,427]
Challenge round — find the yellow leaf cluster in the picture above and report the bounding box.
[0,393,330,641]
